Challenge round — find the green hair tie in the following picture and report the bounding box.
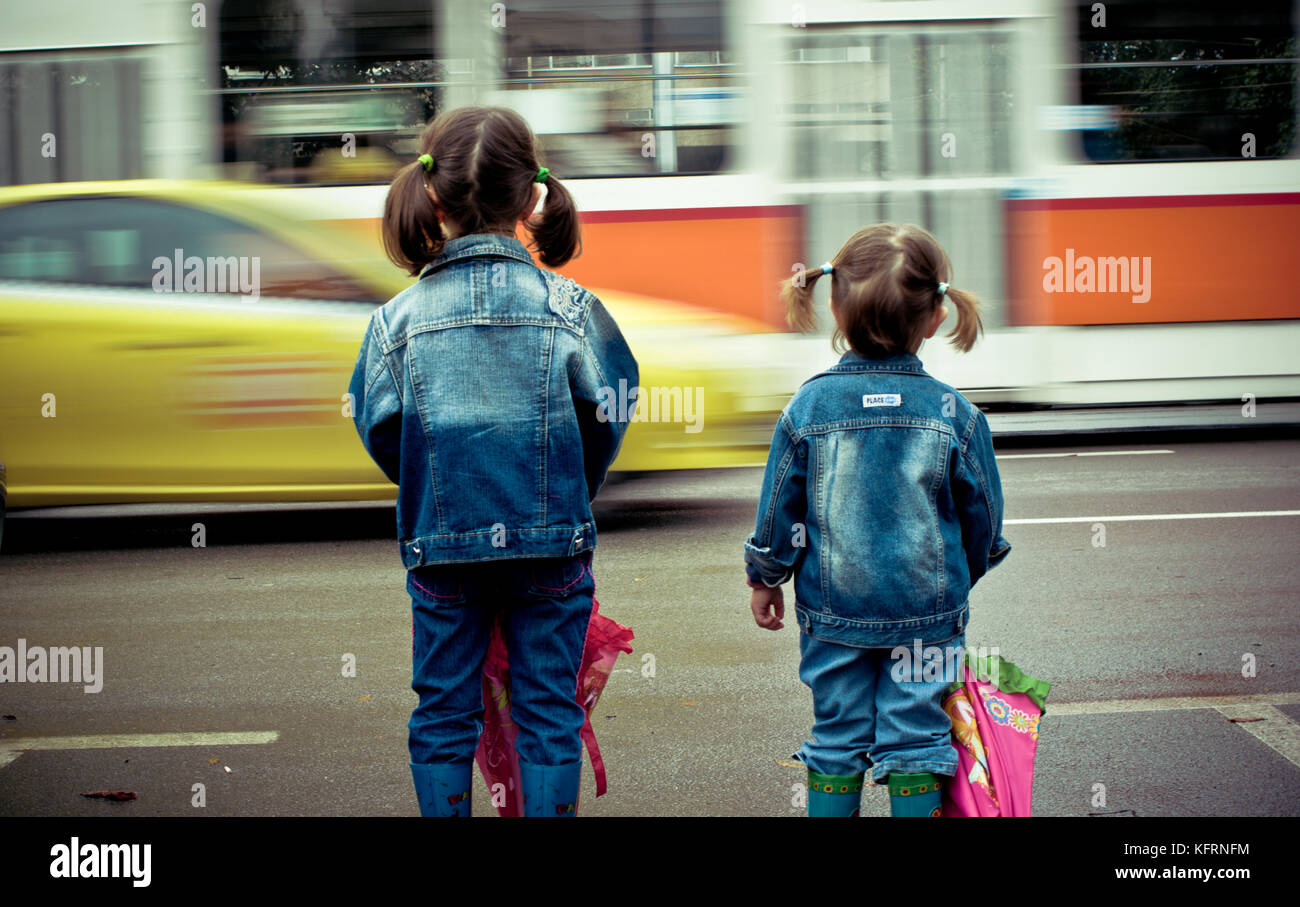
[418,153,434,173]
[535,167,550,183]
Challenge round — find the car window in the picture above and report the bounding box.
[0,196,380,302]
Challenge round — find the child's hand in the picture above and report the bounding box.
[750,584,785,630]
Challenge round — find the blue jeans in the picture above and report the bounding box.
[795,630,964,783]
[406,552,594,767]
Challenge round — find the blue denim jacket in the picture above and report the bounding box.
[349,233,638,568]
[744,351,1011,647]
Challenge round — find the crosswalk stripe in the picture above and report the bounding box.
[1049,691,1300,715]
[1214,704,1300,771]
[1006,510,1300,525]
[998,450,1174,460]
[0,731,279,769]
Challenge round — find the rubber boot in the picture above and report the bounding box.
[807,770,864,817]
[410,761,472,817]
[888,771,943,817]
[519,759,581,817]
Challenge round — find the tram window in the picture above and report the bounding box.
[218,0,437,185]
[1076,0,1297,161]
[0,57,143,186]
[781,29,1014,179]
[217,0,730,181]
[500,1,732,176]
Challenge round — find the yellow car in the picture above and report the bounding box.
[0,181,801,535]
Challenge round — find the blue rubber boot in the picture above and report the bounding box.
[888,772,943,817]
[410,761,472,817]
[807,770,864,817]
[519,759,581,817]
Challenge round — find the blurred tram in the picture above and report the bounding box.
[3,0,1298,412]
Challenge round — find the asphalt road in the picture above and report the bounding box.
[1,437,1298,817]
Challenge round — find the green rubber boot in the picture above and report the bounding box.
[807,770,865,817]
[887,772,943,817]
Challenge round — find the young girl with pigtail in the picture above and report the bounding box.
[744,223,1011,817]
[350,106,638,817]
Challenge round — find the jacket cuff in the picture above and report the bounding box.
[744,544,791,588]
[988,537,1012,569]
[745,570,785,590]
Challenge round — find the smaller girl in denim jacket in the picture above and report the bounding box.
[744,223,1010,817]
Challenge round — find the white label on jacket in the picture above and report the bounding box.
[862,394,901,407]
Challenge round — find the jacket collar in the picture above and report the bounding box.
[826,349,927,374]
[419,233,537,279]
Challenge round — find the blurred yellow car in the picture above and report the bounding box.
[0,181,802,530]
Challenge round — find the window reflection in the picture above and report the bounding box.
[0,197,377,302]
[1076,0,1296,162]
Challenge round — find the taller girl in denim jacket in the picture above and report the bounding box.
[745,223,1010,817]
[350,107,638,817]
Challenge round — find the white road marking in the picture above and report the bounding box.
[0,730,279,769]
[998,449,1175,460]
[1215,704,1300,771]
[1049,691,1300,716]
[1051,693,1300,772]
[1006,510,1300,525]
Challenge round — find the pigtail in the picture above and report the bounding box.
[782,266,825,333]
[942,286,983,353]
[531,173,581,268]
[382,159,443,277]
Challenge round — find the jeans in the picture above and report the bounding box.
[795,629,964,782]
[406,552,594,767]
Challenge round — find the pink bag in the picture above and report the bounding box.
[940,655,1050,817]
[475,599,634,817]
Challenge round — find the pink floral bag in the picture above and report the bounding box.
[940,654,1050,817]
[475,600,634,817]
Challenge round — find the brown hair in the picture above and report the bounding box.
[781,223,982,357]
[382,106,581,276]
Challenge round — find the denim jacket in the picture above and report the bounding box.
[744,350,1011,647]
[349,233,638,568]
